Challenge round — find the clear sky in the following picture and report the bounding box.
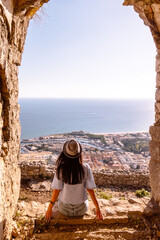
[19,0,156,99]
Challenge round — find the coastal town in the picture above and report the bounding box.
[20,131,150,171]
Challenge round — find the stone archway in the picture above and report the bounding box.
[0,0,160,239]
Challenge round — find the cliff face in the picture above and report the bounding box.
[0,0,160,239]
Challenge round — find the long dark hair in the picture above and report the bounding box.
[56,151,85,184]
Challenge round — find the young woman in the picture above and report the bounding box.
[45,139,103,220]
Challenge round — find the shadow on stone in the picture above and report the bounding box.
[0,219,6,240]
[143,198,160,239]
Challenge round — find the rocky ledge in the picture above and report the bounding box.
[11,180,158,240]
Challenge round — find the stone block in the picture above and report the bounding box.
[155,112,160,122]
[134,181,139,185]
[150,125,160,141]
[152,4,160,32]
[150,140,160,161]
[156,88,160,101]
[155,102,160,113]
[0,119,3,128]
[156,73,160,87]
[40,167,46,171]
[12,50,22,66]
[149,159,160,202]
[156,55,160,73]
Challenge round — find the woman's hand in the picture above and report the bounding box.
[45,189,61,221]
[96,207,103,220]
[45,207,52,221]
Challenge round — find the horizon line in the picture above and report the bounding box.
[18,97,155,100]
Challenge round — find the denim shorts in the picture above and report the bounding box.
[58,200,88,217]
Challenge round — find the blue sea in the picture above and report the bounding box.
[19,98,155,139]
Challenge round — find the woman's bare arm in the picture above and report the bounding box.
[45,189,61,221]
[87,189,103,220]
[50,189,61,204]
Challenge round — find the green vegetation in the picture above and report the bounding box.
[37,144,50,152]
[133,217,141,226]
[119,197,125,200]
[17,219,28,226]
[14,210,23,218]
[135,189,150,198]
[94,189,112,200]
[99,191,112,200]
[38,215,45,220]
[69,131,85,136]
[86,133,106,145]
[46,156,52,163]
[46,175,52,179]
[38,174,44,179]
[121,138,149,154]
[19,196,28,201]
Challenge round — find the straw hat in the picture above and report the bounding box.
[63,139,82,158]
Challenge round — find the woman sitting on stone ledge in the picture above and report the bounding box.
[45,139,103,220]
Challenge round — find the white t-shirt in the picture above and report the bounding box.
[51,163,96,205]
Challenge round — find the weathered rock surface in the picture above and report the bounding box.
[29,180,52,192]
[16,196,151,220]
[0,0,29,237]
[14,195,152,240]
[0,0,48,239]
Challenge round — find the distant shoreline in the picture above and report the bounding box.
[21,130,150,141]
[93,131,149,136]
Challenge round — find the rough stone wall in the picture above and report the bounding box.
[19,160,150,189]
[123,0,160,205]
[0,1,48,239]
[0,2,29,239]
[94,170,150,188]
[20,160,54,179]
